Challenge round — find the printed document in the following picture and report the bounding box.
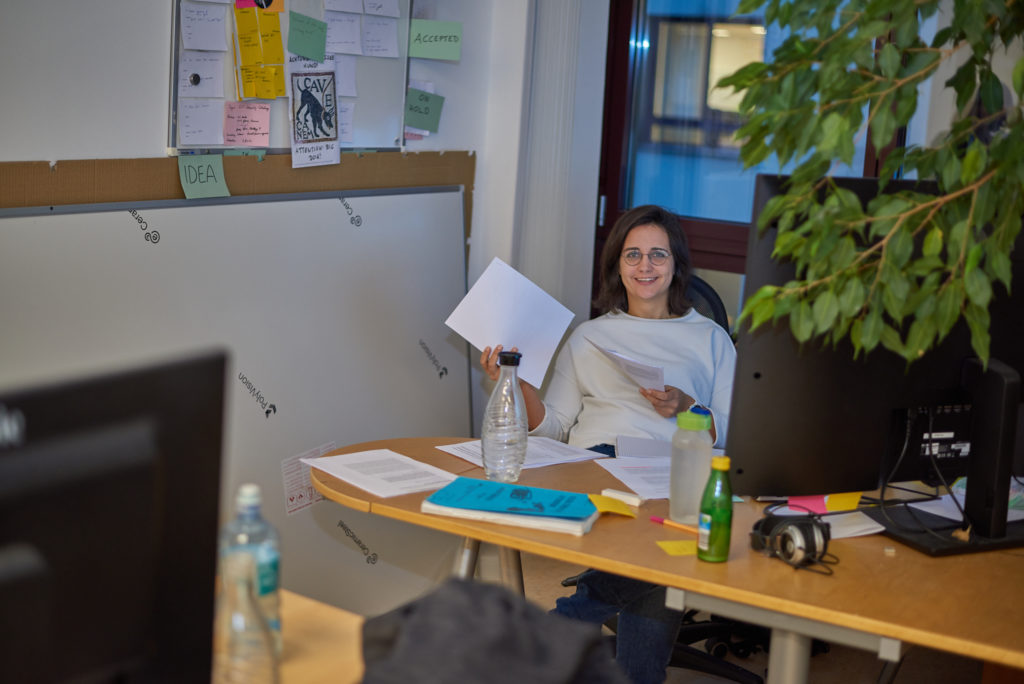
[302,449,456,498]
[436,437,602,470]
[587,338,664,390]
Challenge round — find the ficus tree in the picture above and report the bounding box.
[721,0,1024,364]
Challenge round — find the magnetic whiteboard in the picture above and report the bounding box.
[0,187,474,615]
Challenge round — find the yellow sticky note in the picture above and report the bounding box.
[826,491,862,512]
[258,10,284,64]
[255,66,277,99]
[588,494,636,518]
[273,67,286,97]
[657,540,698,556]
[238,65,258,98]
[235,8,263,66]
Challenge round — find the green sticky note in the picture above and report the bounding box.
[224,149,266,161]
[288,11,327,63]
[405,88,444,133]
[408,19,462,61]
[177,155,231,200]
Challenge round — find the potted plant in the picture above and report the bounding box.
[721,0,1023,364]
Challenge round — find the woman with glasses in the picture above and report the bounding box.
[481,205,736,684]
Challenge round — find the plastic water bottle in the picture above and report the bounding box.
[213,553,280,684]
[218,484,282,657]
[481,350,528,482]
[669,405,713,525]
[697,455,733,562]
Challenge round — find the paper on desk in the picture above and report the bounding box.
[596,456,671,500]
[587,338,664,390]
[302,449,456,498]
[768,507,885,539]
[444,257,575,388]
[909,494,1024,523]
[436,437,602,470]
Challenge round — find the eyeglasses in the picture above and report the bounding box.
[622,248,671,266]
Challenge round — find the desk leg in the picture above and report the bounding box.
[498,546,525,595]
[767,629,810,684]
[452,537,480,579]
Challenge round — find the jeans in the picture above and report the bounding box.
[551,570,682,684]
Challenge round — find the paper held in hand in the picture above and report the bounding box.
[444,257,575,388]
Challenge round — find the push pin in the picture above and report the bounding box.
[189,73,201,86]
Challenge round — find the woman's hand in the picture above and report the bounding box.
[479,345,516,382]
[640,384,691,418]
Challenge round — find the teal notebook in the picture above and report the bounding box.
[421,477,600,536]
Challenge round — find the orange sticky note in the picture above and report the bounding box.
[826,491,862,512]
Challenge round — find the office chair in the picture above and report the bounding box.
[686,274,730,332]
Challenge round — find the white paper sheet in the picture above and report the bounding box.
[326,0,364,12]
[615,435,670,459]
[444,257,575,388]
[178,100,225,145]
[587,338,664,390]
[436,437,603,470]
[180,1,229,51]
[768,506,885,539]
[334,54,358,96]
[326,11,363,55]
[363,0,401,17]
[178,51,226,99]
[302,449,456,498]
[909,494,1024,523]
[361,15,399,58]
[596,456,671,500]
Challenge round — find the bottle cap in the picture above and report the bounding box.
[711,455,730,470]
[497,350,522,366]
[677,406,712,430]
[236,483,262,509]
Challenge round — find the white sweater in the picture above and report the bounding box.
[530,309,736,449]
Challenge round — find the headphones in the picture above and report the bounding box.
[750,506,833,569]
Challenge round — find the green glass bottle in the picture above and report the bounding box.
[697,455,732,562]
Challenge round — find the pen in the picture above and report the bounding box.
[650,515,699,535]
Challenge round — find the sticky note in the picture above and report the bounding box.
[788,495,828,515]
[234,8,263,66]
[826,491,862,512]
[405,88,444,133]
[588,495,636,518]
[224,149,266,160]
[408,19,462,61]
[288,11,327,63]
[258,10,285,63]
[223,101,271,147]
[178,155,231,200]
[657,540,698,556]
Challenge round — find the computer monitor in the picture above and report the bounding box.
[0,350,227,683]
[727,174,1023,556]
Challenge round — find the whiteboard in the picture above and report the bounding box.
[0,187,474,615]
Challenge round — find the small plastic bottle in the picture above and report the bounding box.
[218,484,282,657]
[213,553,280,684]
[669,405,713,525]
[697,456,733,563]
[481,350,528,483]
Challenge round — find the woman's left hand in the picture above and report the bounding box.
[640,385,691,418]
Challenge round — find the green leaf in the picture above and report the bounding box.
[923,226,943,257]
[1013,56,1024,99]
[935,285,962,337]
[860,307,883,352]
[812,289,840,333]
[979,69,1005,116]
[871,102,897,152]
[964,268,993,307]
[989,247,1013,290]
[887,227,914,268]
[964,303,992,364]
[790,300,815,342]
[838,277,866,317]
[879,43,901,79]
[905,317,936,360]
[940,154,962,190]
[960,140,986,185]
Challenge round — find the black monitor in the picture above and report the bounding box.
[727,174,1023,556]
[0,351,227,683]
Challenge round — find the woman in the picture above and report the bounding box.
[481,205,736,683]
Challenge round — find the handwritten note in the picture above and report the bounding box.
[325,10,363,55]
[178,51,225,98]
[181,1,229,51]
[177,155,231,200]
[179,100,224,145]
[325,0,363,12]
[288,11,328,63]
[405,87,444,132]
[361,15,398,58]
[363,0,400,17]
[408,19,462,61]
[224,101,271,146]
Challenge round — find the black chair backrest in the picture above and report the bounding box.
[686,274,730,332]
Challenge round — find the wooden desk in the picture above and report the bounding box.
[280,589,363,683]
[310,437,1024,682]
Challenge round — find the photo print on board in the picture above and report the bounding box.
[292,71,337,144]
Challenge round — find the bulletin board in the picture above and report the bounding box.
[169,0,411,153]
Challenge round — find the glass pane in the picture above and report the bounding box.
[627,1,866,224]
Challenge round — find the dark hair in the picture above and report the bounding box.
[593,205,693,315]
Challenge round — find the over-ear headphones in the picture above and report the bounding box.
[750,506,833,569]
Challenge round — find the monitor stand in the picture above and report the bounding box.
[863,505,1024,556]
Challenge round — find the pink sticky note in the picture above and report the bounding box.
[787,495,828,515]
[223,101,271,147]
[235,0,257,7]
